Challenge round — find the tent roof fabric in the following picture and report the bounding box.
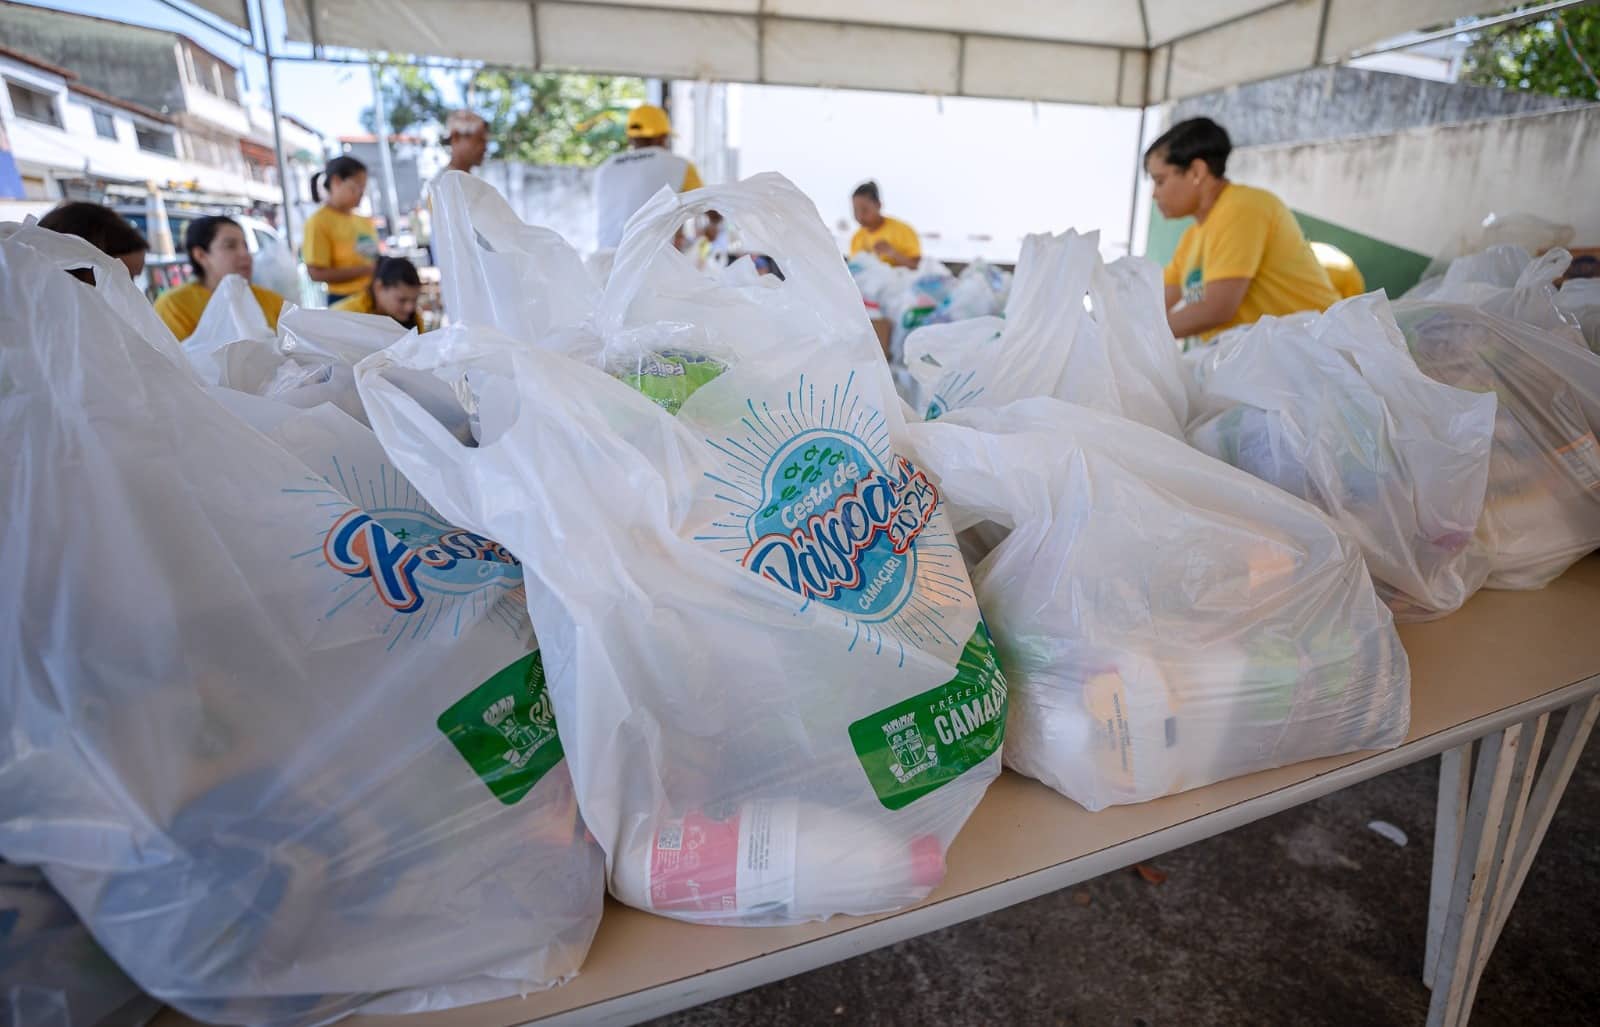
[281,0,1499,106]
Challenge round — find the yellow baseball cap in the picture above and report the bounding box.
[626,104,671,139]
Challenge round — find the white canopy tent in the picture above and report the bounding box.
[171,0,1589,250]
[268,0,1520,106]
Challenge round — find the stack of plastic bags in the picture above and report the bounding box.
[357,172,1006,925]
[1186,294,1497,620]
[0,224,604,1024]
[904,228,1189,438]
[907,399,1410,811]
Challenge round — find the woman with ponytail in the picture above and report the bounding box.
[301,155,380,302]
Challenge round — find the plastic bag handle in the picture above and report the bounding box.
[6,223,196,381]
[599,173,862,336]
[1518,247,1572,292]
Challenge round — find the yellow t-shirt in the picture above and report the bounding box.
[332,290,374,315]
[1163,183,1340,340]
[1311,241,1367,299]
[850,216,921,262]
[301,206,380,298]
[333,288,424,331]
[154,280,284,342]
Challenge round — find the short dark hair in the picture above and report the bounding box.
[184,215,242,280]
[311,154,368,202]
[37,202,148,257]
[372,255,421,290]
[852,180,880,204]
[1145,117,1232,178]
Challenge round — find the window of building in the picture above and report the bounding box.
[136,126,177,157]
[7,81,61,128]
[92,109,117,139]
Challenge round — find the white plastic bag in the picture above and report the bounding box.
[883,259,956,357]
[1,864,159,1027]
[1423,211,1576,280]
[1187,293,1496,620]
[183,273,280,385]
[359,174,1007,926]
[432,169,598,341]
[1395,300,1600,589]
[1556,278,1600,354]
[847,251,903,320]
[1406,245,1585,345]
[0,225,604,1025]
[908,397,1410,811]
[905,230,1188,437]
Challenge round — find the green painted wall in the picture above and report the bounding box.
[1144,204,1433,298]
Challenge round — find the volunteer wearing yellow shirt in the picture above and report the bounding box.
[154,216,285,341]
[593,105,703,250]
[848,181,920,268]
[1148,118,1338,343]
[333,256,422,331]
[301,155,381,302]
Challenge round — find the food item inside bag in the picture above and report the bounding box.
[904,229,1188,437]
[1,863,160,1027]
[1396,300,1600,590]
[360,174,1007,925]
[1186,293,1496,620]
[908,397,1409,812]
[614,349,729,414]
[0,225,603,1025]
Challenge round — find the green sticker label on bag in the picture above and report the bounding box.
[437,650,563,805]
[848,620,1008,811]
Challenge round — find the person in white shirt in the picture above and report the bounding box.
[593,104,703,251]
[420,109,490,260]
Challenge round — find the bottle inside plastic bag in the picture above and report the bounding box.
[359,173,1009,925]
[908,397,1410,812]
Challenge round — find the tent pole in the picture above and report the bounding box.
[368,61,403,242]
[257,0,296,253]
[1125,103,1147,258]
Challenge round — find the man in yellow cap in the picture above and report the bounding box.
[593,103,704,250]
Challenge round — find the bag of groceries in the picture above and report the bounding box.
[1,863,160,1027]
[904,230,1188,436]
[1395,299,1600,589]
[907,397,1410,812]
[0,225,604,1025]
[1187,293,1497,620]
[359,174,1007,925]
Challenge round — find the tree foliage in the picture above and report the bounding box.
[1460,8,1600,101]
[361,60,645,166]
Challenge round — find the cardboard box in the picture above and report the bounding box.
[870,317,893,359]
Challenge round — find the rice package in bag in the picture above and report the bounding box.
[1187,293,1496,620]
[0,225,603,1025]
[359,174,1008,925]
[908,397,1409,812]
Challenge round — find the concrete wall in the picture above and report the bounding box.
[478,162,596,253]
[1171,66,1578,148]
[1147,104,1599,297]
[1231,105,1599,257]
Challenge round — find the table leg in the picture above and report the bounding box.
[1424,695,1600,1027]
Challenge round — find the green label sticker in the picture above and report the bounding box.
[848,621,1008,811]
[437,650,564,805]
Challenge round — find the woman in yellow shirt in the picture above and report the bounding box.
[1147,118,1339,344]
[333,256,422,330]
[153,216,285,341]
[849,181,921,268]
[301,155,380,303]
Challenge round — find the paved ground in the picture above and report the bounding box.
[647,729,1600,1026]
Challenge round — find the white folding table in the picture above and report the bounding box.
[156,558,1600,1027]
